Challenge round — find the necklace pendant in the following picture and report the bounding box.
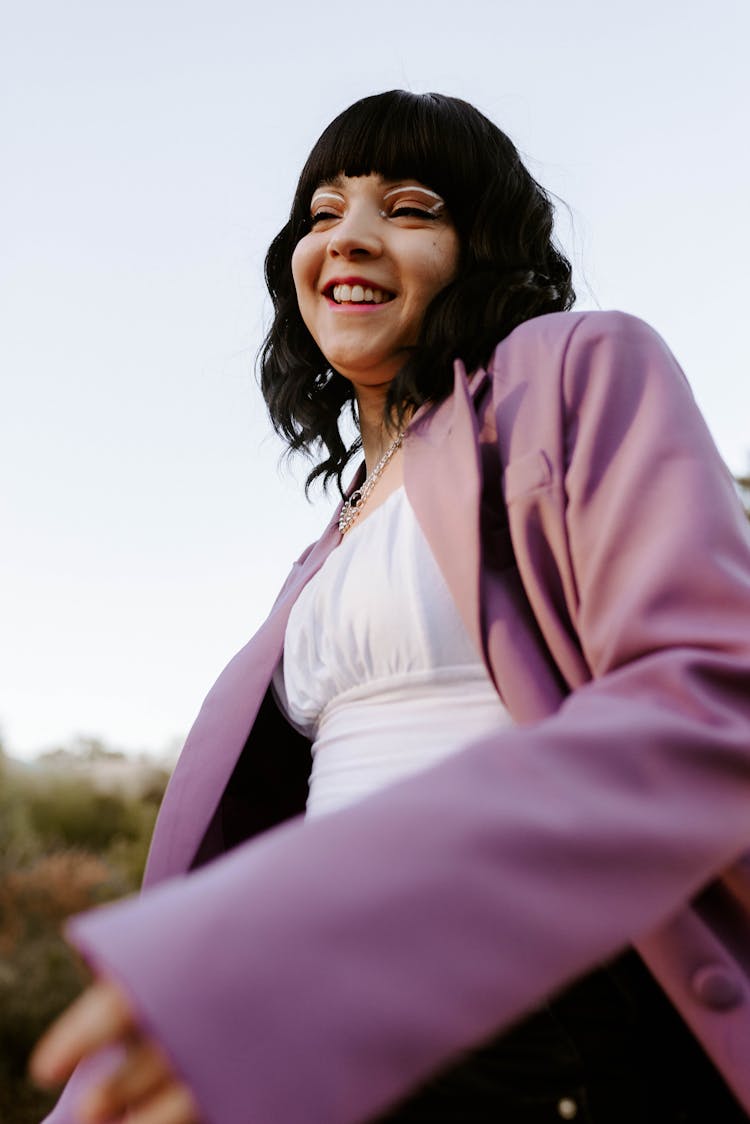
[338,430,405,536]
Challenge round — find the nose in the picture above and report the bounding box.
[326,207,382,260]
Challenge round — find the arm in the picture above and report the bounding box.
[43,314,750,1124]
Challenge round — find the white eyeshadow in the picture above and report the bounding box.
[382,185,443,202]
[311,192,344,205]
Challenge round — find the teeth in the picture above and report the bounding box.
[331,284,391,305]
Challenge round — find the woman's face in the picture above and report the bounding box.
[291,173,460,393]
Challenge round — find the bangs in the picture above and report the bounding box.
[293,91,499,230]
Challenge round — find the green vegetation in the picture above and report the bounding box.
[0,740,169,1123]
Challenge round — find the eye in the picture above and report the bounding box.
[308,189,346,227]
[309,210,339,227]
[388,204,439,221]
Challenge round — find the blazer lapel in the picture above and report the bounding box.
[405,360,486,670]
[405,359,568,721]
[144,507,345,886]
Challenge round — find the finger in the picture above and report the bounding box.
[30,980,134,1087]
[76,1039,175,1124]
[120,1081,202,1124]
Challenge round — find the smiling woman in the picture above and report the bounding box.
[32,91,750,1124]
[291,174,460,400]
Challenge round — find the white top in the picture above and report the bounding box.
[273,487,513,818]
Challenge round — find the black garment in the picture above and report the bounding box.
[378,950,747,1123]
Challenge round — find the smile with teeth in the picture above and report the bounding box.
[328,283,394,305]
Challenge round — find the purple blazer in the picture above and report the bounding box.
[47,311,750,1123]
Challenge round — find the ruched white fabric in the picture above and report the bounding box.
[273,486,513,818]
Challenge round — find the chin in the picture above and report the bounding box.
[328,350,407,384]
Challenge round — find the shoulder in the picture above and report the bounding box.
[489,309,672,370]
[481,309,695,467]
[485,310,686,414]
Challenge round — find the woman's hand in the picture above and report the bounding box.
[30,978,202,1124]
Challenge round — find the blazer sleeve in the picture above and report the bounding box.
[51,313,750,1124]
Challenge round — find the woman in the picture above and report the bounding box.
[32,91,750,1123]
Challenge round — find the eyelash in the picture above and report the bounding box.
[391,206,438,220]
[309,205,437,226]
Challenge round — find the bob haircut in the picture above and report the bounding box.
[260,90,575,495]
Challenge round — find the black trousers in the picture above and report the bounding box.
[378,951,748,1123]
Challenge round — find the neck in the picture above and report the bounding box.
[356,386,406,471]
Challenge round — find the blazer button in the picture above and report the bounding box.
[690,965,744,1010]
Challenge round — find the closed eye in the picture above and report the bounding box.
[390,206,439,220]
[309,210,339,226]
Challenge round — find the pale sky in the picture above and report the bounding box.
[2,0,749,760]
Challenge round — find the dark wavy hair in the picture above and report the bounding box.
[259,90,575,495]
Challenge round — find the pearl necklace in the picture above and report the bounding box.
[338,431,405,536]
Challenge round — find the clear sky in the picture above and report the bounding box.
[2,0,749,760]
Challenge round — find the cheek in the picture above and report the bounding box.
[290,237,321,312]
[435,230,461,287]
[418,236,460,302]
[290,242,307,304]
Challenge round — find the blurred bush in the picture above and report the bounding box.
[0,740,169,1123]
